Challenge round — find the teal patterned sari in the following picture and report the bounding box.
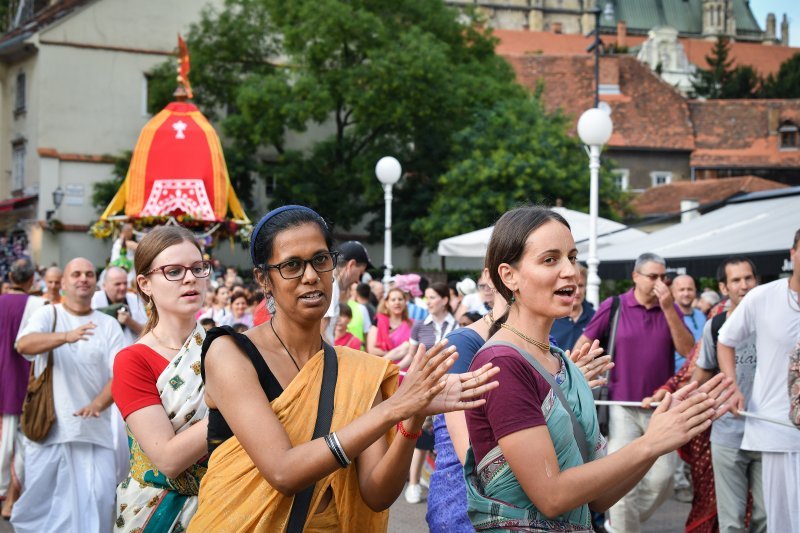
[464,347,606,532]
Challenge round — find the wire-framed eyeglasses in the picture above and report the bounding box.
[144,260,212,281]
[260,251,339,280]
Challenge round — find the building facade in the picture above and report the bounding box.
[0,0,221,267]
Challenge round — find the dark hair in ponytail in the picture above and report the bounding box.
[485,206,570,336]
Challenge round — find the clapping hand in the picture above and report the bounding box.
[567,339,613,389]
[390,341,499,421]
[642,373,733,421]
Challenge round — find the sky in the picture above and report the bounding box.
[750,0,800,47]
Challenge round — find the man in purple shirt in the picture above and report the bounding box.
[575,253,694,533]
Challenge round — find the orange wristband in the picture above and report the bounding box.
[396,421,423,440]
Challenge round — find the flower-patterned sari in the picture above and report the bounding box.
[114,325,208,532]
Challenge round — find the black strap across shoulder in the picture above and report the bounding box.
[482,340,590,463]
[201,326,280,396]
[286,341,338,533]
[201,327,339,531]
[710,312,728,348]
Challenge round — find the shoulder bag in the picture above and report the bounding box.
[20,305,58,442]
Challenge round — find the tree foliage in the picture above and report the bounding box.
[147,0,628,252]
[691,36,759,98]
[412,96,628,249]
[147,0,524,241]
[760,52,800,98]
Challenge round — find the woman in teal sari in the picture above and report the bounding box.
[464,206,732,531]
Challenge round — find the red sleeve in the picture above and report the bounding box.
[346,336,362,350]
[112,344,169,420]
[483,353,548,440]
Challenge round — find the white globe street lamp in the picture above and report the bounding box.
[577,107,613,308]
[375,156,402,288]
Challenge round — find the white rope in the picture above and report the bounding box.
[739,410,799,429]
[593,401,799,429]
[594,400,660,407]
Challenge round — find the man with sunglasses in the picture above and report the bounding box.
[575,252,694,533]
[12,257,125,532]
[321,241,374,344]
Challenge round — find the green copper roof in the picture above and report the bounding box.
[598,0,763,38]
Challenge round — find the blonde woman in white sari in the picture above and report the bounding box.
[111,226,210,531]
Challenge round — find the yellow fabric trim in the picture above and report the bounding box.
[126,109,173,216]
[188,347,398,532]
[99,174,129,220]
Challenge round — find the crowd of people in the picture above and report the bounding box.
[0,205,797,532]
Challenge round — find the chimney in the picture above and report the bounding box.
[781,13,790,46]
[681,199,700,223]
[553,22,563,34]
[765,13,776,42]
[617,20,627,49]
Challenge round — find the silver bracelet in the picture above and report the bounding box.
[324,433,350,468]
[330,432,351,466]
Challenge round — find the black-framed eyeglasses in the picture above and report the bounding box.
[638,272,668,282]
[144,260,212,281]
[260,251,339,280]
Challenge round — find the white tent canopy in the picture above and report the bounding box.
[595,187,800,278]
[437,207,645,258]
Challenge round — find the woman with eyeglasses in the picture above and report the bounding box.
[111,226,211,531]
[188,205,499,531]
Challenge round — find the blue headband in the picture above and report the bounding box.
[249,205,322,265]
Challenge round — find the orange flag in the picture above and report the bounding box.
[177,34,193,99]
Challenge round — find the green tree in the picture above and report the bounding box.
[691,36,762,99]
[91,152,131,215]
[412,96,628,249]
[148,0,523,242]
[759,52,800,98]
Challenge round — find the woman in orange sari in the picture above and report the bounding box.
[189,205,498,531]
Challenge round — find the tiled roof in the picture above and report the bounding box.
[689,100,800,168]
[631,175,789,216]
[494,30,800,76]
[680,38,800,77]
[508,54,695,151]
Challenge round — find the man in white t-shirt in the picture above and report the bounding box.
[12,257,125,533]
[718,229,800,533]
[91,266,146,347]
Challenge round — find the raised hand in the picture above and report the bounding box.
[642,392,715,455]
[568,339,613,389]
[672,373,734,420]
[389,341,459,421]
[653,280,674,311]
[66,322,96,343]
[422,363,500,416]
[641,388,668,408]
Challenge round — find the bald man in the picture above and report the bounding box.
[42,266,62,304]
[670,275,707,369]
[91,266,146,346]
[13,258,124,532]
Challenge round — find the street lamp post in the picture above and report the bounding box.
[577,108,613,308]
[375,156,402,288]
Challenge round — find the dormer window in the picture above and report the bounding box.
[779,122,799,150]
